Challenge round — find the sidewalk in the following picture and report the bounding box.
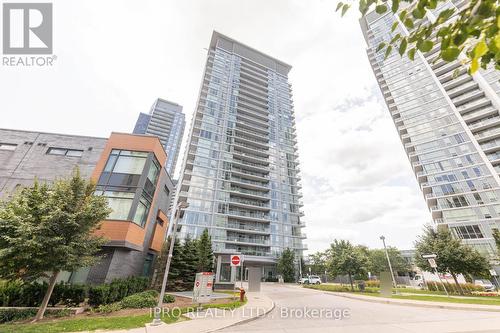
[102,291,274,333]
[328,291,500,312]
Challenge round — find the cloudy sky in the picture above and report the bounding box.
[0,0,432,252]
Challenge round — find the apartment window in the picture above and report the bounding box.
[95,191,135,220]
[0,143,17,151]
[453,225,484,239]
[47,147,83,157]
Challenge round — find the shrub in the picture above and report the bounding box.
[0,281,86,307]
[0,308,71,323]
[61,283,86,307]
[87,276,150,307]
[88,285,110,307]
[426,281,485,294]
[365,280,380,288]
[304,284,351,292]
[120,291,157,309]
[0,308,37,323]
[163,294,175,303]
[93,302,123,314]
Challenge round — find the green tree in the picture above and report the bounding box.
[336,0,498,73]
[180,236,198,284]
[306,251,328,276]
[367,247,411,276]
[277,248,296,282]
[0,171,110,321]
[152,237,184,291]
[493,228,500,257]
[196,229,214,273]
[327,240,369,291]
[414,226,490,294]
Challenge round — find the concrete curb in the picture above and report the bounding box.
[326,291,500,313]
[206,297,275,332]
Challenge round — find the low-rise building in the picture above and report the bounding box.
[0,129,174,284]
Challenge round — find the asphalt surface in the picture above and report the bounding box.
[219,283,500,333]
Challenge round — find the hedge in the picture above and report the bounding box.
[0,281,85,307]
[87,276,149,307]
[0,276,149,308]
[0,308,70,323]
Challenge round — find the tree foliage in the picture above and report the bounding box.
[151,229,214,291]
[414,226,490,293]
[367,247,411,275]
[0,170,111,320]
[277,248,296,282]
[493,228,500,257]
[306,251,329,275]
[196,229,214,273]
[336,0,499,73]
[327,240,369,290]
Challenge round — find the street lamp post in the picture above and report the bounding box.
[151,201,189,326]
[380,235,398,290]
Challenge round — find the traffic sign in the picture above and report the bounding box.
[427,258,437,268]
[231,254,243,266]
[490,269,498,277]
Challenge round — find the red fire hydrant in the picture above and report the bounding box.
[239,288,246,302]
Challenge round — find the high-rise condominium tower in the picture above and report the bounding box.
[360,1,500,269]
[176,31,306,284]
[133,98,186,174]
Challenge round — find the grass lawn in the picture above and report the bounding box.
[0,300,246,333]
[305,284,500,306]
[391,294,500,306]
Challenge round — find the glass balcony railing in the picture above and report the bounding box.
[231,167,269,179]
[228,197,270,208]
[230,176,269,188]
[227,209,271,220]
[224,222,270,233]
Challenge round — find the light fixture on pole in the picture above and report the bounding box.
[380,235,397,290]
[151,201,189,326]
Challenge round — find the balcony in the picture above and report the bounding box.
[229,186,270,200]
[223,222,270,234]
[227,209,271,222]
[237,106,269,122]
[230,176,269,189]
[468,116,500,133]
[462,106,496,122]
[451,90,484,107]
[457,98,492,115]
[446,81,478,99]
[234,127,269,143]
[236,119,269,135]
[231,167,269,181]
[214,235,270,246]
[475,127,500,143]
[228,197,270,211]
[233,149,269,165]
[433,61,461,76]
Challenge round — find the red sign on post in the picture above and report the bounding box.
[231,255,242,266]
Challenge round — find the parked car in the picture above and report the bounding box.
[474,279,496,292]
[299,275,321,284]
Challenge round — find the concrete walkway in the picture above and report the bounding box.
[103,290,274,333]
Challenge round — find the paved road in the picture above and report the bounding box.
[220,284,500,333]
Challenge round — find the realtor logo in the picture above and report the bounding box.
[2,3,53,54]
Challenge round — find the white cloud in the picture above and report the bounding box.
[0,0,431,253]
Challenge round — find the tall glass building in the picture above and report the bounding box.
[133,98,186,175]
[360,0,500,271]
[175,31,306,284]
